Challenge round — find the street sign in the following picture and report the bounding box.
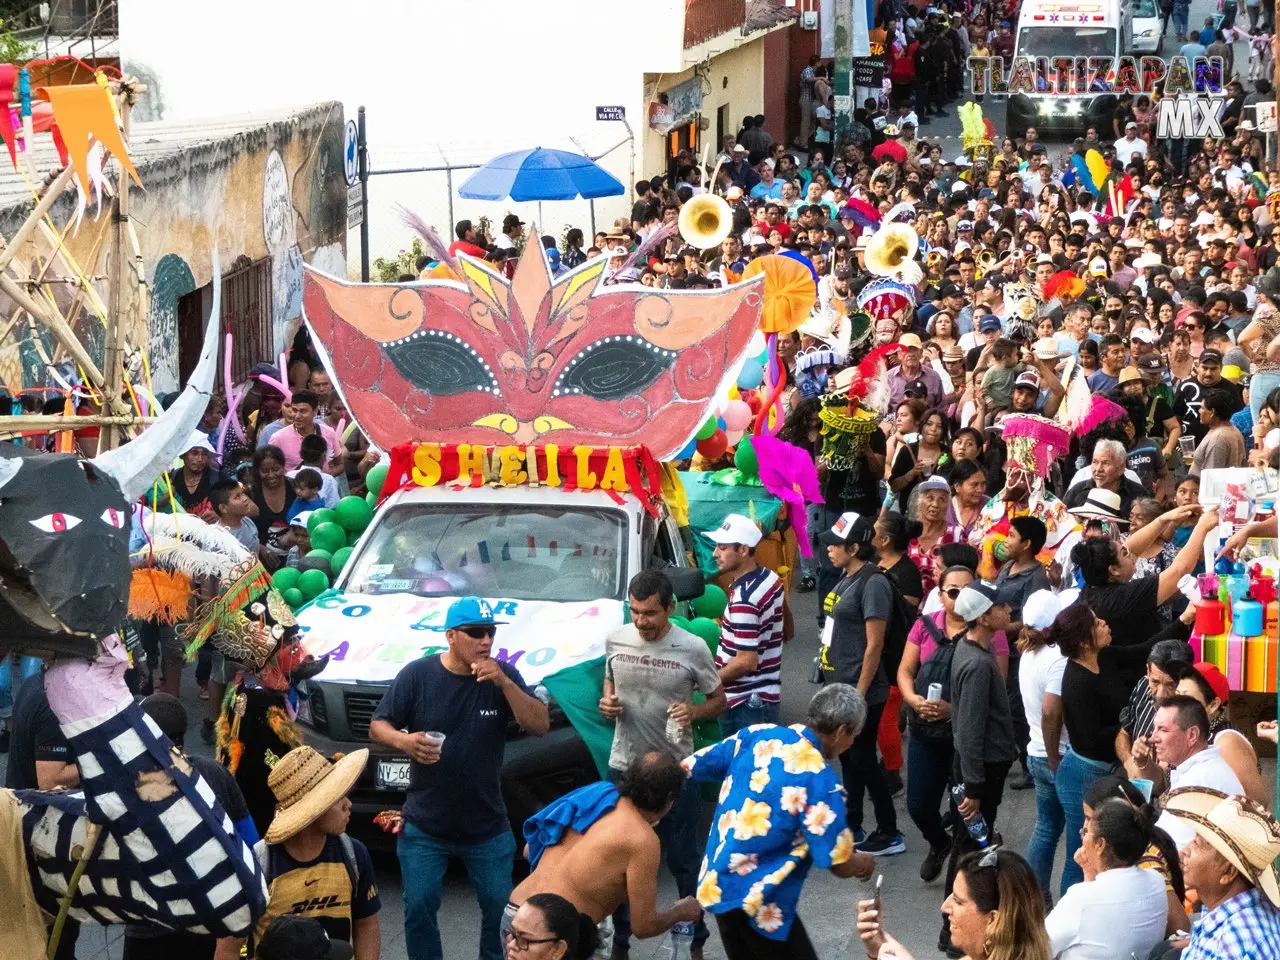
[346,183,363,229]
[596,106,626,121]
[343,120,359,187]
[1257,101,1277,133]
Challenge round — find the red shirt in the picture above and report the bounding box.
[448,240,487,258]
[755,220,791,241]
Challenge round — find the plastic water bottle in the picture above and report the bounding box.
[950,785,990,847]
[665,920,695,960]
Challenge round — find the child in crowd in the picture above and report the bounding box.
[1169,476,1201,551]
[288,469,326,521]
[979,338,1023,424]
[209,479,260,552]
[288,434,340,507]
[284,515,312,568]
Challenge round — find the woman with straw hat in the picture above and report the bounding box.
[222,745,381,960]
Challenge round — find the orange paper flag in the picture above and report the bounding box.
[37,83,141,196]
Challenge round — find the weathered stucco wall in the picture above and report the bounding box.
[0,102,347,395]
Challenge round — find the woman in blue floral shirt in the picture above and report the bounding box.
[682,684,874,960]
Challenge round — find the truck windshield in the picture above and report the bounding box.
[1015,26,1117,59]
[343,503,628,602]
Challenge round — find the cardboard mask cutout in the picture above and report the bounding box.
[0,278,220,657]
[301,240,765,458]
[0,448,130,653]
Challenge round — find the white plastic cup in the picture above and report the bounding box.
[425,731,446,747]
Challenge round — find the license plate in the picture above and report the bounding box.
[376,759,412,790]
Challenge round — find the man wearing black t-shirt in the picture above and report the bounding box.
[369,597,550,960]
[1173,349,1244,443]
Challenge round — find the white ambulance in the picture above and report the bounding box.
[1005,0,1125,139]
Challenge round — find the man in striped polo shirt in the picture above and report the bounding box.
[705,514,786,737]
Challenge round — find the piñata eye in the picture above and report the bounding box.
[552,336,677,401]
[99,507,126,528]
[383,329,499,396]
[31,513,81,533]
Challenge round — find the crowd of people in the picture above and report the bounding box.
[9,4,1280,960]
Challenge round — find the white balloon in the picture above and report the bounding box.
[747,330,767,359]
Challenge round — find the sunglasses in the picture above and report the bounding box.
[943,587,964,599]
[460,625,495,639]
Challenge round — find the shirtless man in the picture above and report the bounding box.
[509,752,701,942]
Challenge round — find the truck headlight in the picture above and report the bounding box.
[1038,101,1055,116]
[1064,100,1082,116]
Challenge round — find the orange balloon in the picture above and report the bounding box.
[741,254,816,335]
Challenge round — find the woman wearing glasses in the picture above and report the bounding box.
[857,848,1052,960]
[504,893,599,960]
[898,565,1008,886]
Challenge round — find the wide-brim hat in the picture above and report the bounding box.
[265,745,370,844]
[1070,488,1128,524]
[1163,787,1280,907]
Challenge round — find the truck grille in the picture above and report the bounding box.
[345,691,384,740]
[308,686,328,732]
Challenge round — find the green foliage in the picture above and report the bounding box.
[372,237,426,282]
[0,19,31,66]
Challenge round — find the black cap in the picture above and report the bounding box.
[1199,348,1224,366]
[903,378,929,398]
[819,511,878,547]
[257,917,354,960]
[937,282,961,298]
[502,214,525,230]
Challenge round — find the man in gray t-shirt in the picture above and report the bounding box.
[599,571,725,954]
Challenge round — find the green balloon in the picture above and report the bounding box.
[298,568,330,599]
[332,546,354,575]
[306,549,333,565]
[306,508,337,533]
[670,616,691,631]
[691,584,728,620]
[334,495,374,533]
[346,528,361,547]
[688,617,721,653]
[366,491,378,507]
[310,521,346,554]
[734,436,760,478]
[366,462,389,497]
[696,418,718,441]
[271,566,301,593]
[282,587,305,608]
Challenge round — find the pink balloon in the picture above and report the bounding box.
[722,399,753,431]
[725,428,745,447]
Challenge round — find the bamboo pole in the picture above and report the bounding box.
[0,414,155,432]
[0,165,74,277]
[99,85,135,453]
[0,272,103,383]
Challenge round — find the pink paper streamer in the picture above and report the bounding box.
[751,434,824,558]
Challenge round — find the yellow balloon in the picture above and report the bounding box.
[1085,149,1110,191]
[729,385,740,400]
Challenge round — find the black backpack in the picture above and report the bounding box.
[907,613,958,743]
[877,566,919,682]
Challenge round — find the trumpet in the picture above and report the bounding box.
[975,249,996,280]
[927,251,945,269]
[678,193,733,250]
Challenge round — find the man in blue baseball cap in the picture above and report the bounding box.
[369,596,550,960]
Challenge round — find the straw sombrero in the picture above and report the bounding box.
[1163,787,1280,907]
[264,745,370,844]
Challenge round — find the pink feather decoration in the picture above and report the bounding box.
[1074,396,1127,438]
[1001,414,1071,477]
[751,434,824,558]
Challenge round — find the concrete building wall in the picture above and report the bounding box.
[0,105,347,394]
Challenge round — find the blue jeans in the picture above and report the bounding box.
[0,655,40,719]
[719,697,780,739]
[906,735,953,851]
[1172,1,1190,34]
[612,775,708,948]
[1251,370,1280,429]
[398,821,516,960]
[1053,749,1112,895]
[1025,755,1065,904]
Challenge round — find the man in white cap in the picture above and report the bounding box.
[887,333,943,408]
[939,581,1016,952]
[704,513,784,736]
[1165,787,1280,957]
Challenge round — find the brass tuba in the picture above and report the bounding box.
[679,193,733,250]
[864,222,923,285]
